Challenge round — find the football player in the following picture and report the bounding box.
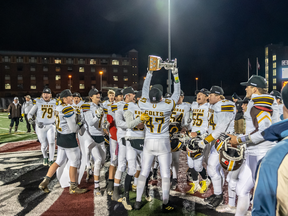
[28,88,57,166]
[38,89,87,194]
[135,67,180,212]
[270,90,284,120]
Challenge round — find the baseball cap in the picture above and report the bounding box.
[59,89,73,98]
[195,88,210,96]
[149,88,162,102]
[43,88,51,94]
[152,84,163,94]
[115,89,123,97]
[135,90,142,99]
[14,97,19,100]
[88,88,101,97]
[282,85,288,109]
[210,86,224,95]
[270,90,281,100]
[73,92,81,98]
[123,87,135,97]
[240,75,267,88]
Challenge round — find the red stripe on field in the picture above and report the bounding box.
[0,140,41,153]
[42,173,95,216]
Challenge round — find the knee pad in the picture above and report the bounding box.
[194,162,203,173]
[94,158,102,170]
[115,170,122,180]
[128,166,136,177]
[55,157,66,167]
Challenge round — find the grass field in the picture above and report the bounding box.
[0,112,37,144]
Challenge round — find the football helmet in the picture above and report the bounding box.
[215,133,231,153]
[169,122,184,152]
[219,141,245,171]
[186,137,203,159]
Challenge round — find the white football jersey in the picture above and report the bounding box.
[114,101,127,139]
[125,102,145,138]
[55,104,75,134]
[138,97,175,139]
[208,99,235,139]
[84,102,104,136]
[102,100,115,118]
[170,102,191,126]
[190,102,209,134]
[33,98,57,125]
[72,100,84,115]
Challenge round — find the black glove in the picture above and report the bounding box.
[20,117,23,122]
[8,114,11,119]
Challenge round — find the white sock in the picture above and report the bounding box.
[134,177,138,186]
[114,182,120,187]
[136,175,146,202]
[211,176,222,195]
[94,181,99,188]
[162,177,170,205]
[235,195,250,216]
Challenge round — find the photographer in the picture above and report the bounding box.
[7,97,22,133]
[21,95,35,133]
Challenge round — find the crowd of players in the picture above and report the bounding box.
[22,65,287,215]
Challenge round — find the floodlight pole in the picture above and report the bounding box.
[168,0,172,93]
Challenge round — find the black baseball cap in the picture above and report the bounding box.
[123,87,135,97]
[152,84,163,94]
[135,90,142,99]
[240,75,267,88]
[210,86,224,95]
[282,84,288,109]
[149,88,161,103]
[270,90,281,100]
[73,92,81,98]
[60,89,72,98]
[115,89,123,97]
[88,88,101,97]
[43,88,51,94]
[195,88,210,96]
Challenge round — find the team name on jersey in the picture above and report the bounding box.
[134,110,144,115]
[193,108,205,113]
[208,108,214,113]
[143,110,164,116]
[174,108,184,113]
[41,105,54,108]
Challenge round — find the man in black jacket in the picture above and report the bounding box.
[7,97,22,133]
[232,93,244,134]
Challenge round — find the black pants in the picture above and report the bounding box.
[24,114,35,132]
[10,117,19,127]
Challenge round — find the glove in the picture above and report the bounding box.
[77,120,84,128]
[95,107,103,118]
[8,114,11,119]
[197,139,208,149]
[20,117,23,122]
[21,113,25,117]
[102,120,110,130]
[178,134,191,145]
[28,118,34,124]
[75,114,82,124]
[38,122,44,129]
[140,113,150,121]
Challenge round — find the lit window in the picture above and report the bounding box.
[56,84,61,89]
[273,69,276,76]
[29,57,36,63]
[273,55,276,61]
[5,83,11,89]
[123,68,128,73]
[5,65,10,69]
[55,58,61,64]
[5,75,10,80]
[30,66,36,71]
[31,75,36,80]
[79,83,85,89]
[113,76,118,81]
[273,62,276,68]
[4,56,10,62]
[91,67,95,72]
[17,57,23,63]
[55,75,61,81]
[56,66,61,72]
[123,76,128,81]
[265,58,268,66]
[112,60,119,65]
[90,59,96,65]
[78,59,85,64]
[79,67,85,72]
[31,85,37,89]
[43,66,48,72]
[273,85,277,90]
[113,68,118,73]
[135,66,137,68]
[265,47,268,57]
[273,78,276,84]
[18,75,23,80]
[66,58,73,64]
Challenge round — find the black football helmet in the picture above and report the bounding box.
[186,137,203,160]
[169,122,183,152]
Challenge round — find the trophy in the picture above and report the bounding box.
[148,55,177,71]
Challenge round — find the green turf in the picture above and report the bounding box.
[0,112,37,143]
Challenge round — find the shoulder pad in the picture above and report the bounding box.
[123,103,129,111]
[252,95,274,108]
[62,106,74,115]
[81,103,90,112]
[111,104,118,112]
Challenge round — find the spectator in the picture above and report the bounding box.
[7,97,22,133]
[21,95,35,133]
[232,92,244,134]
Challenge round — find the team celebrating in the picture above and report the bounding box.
[26,61,288,215]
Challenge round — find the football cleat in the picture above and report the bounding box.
[216,205,236,214]
[199,178,211,194]
[107,181,114,195]
[69,182,87,194]
[145,187,152,202]
[162,201,175,212]
[204,194,216,203]
[48,160,54,167]
[134,201,142,210]
[39,177,50,193]
[171,178,178,190]
[132,184,137,192]
[94,187,102,196]
[209,193,223,208]
[43,158,48,166]
[111,186,122,202]
[122,192,132,210]
[186,181,201,194]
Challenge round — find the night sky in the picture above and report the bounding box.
[1,0,288,97]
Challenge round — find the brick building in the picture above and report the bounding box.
[0,49,139,97]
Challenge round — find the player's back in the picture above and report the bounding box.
[55,104,75,134]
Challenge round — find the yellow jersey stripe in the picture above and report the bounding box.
[258,115,272,124]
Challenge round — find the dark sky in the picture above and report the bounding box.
[1,0,288,96]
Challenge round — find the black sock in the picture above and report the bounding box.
[199,168,207,180]
[125,174,133,192]
[189,168,198,181]
[109,179,114,182]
